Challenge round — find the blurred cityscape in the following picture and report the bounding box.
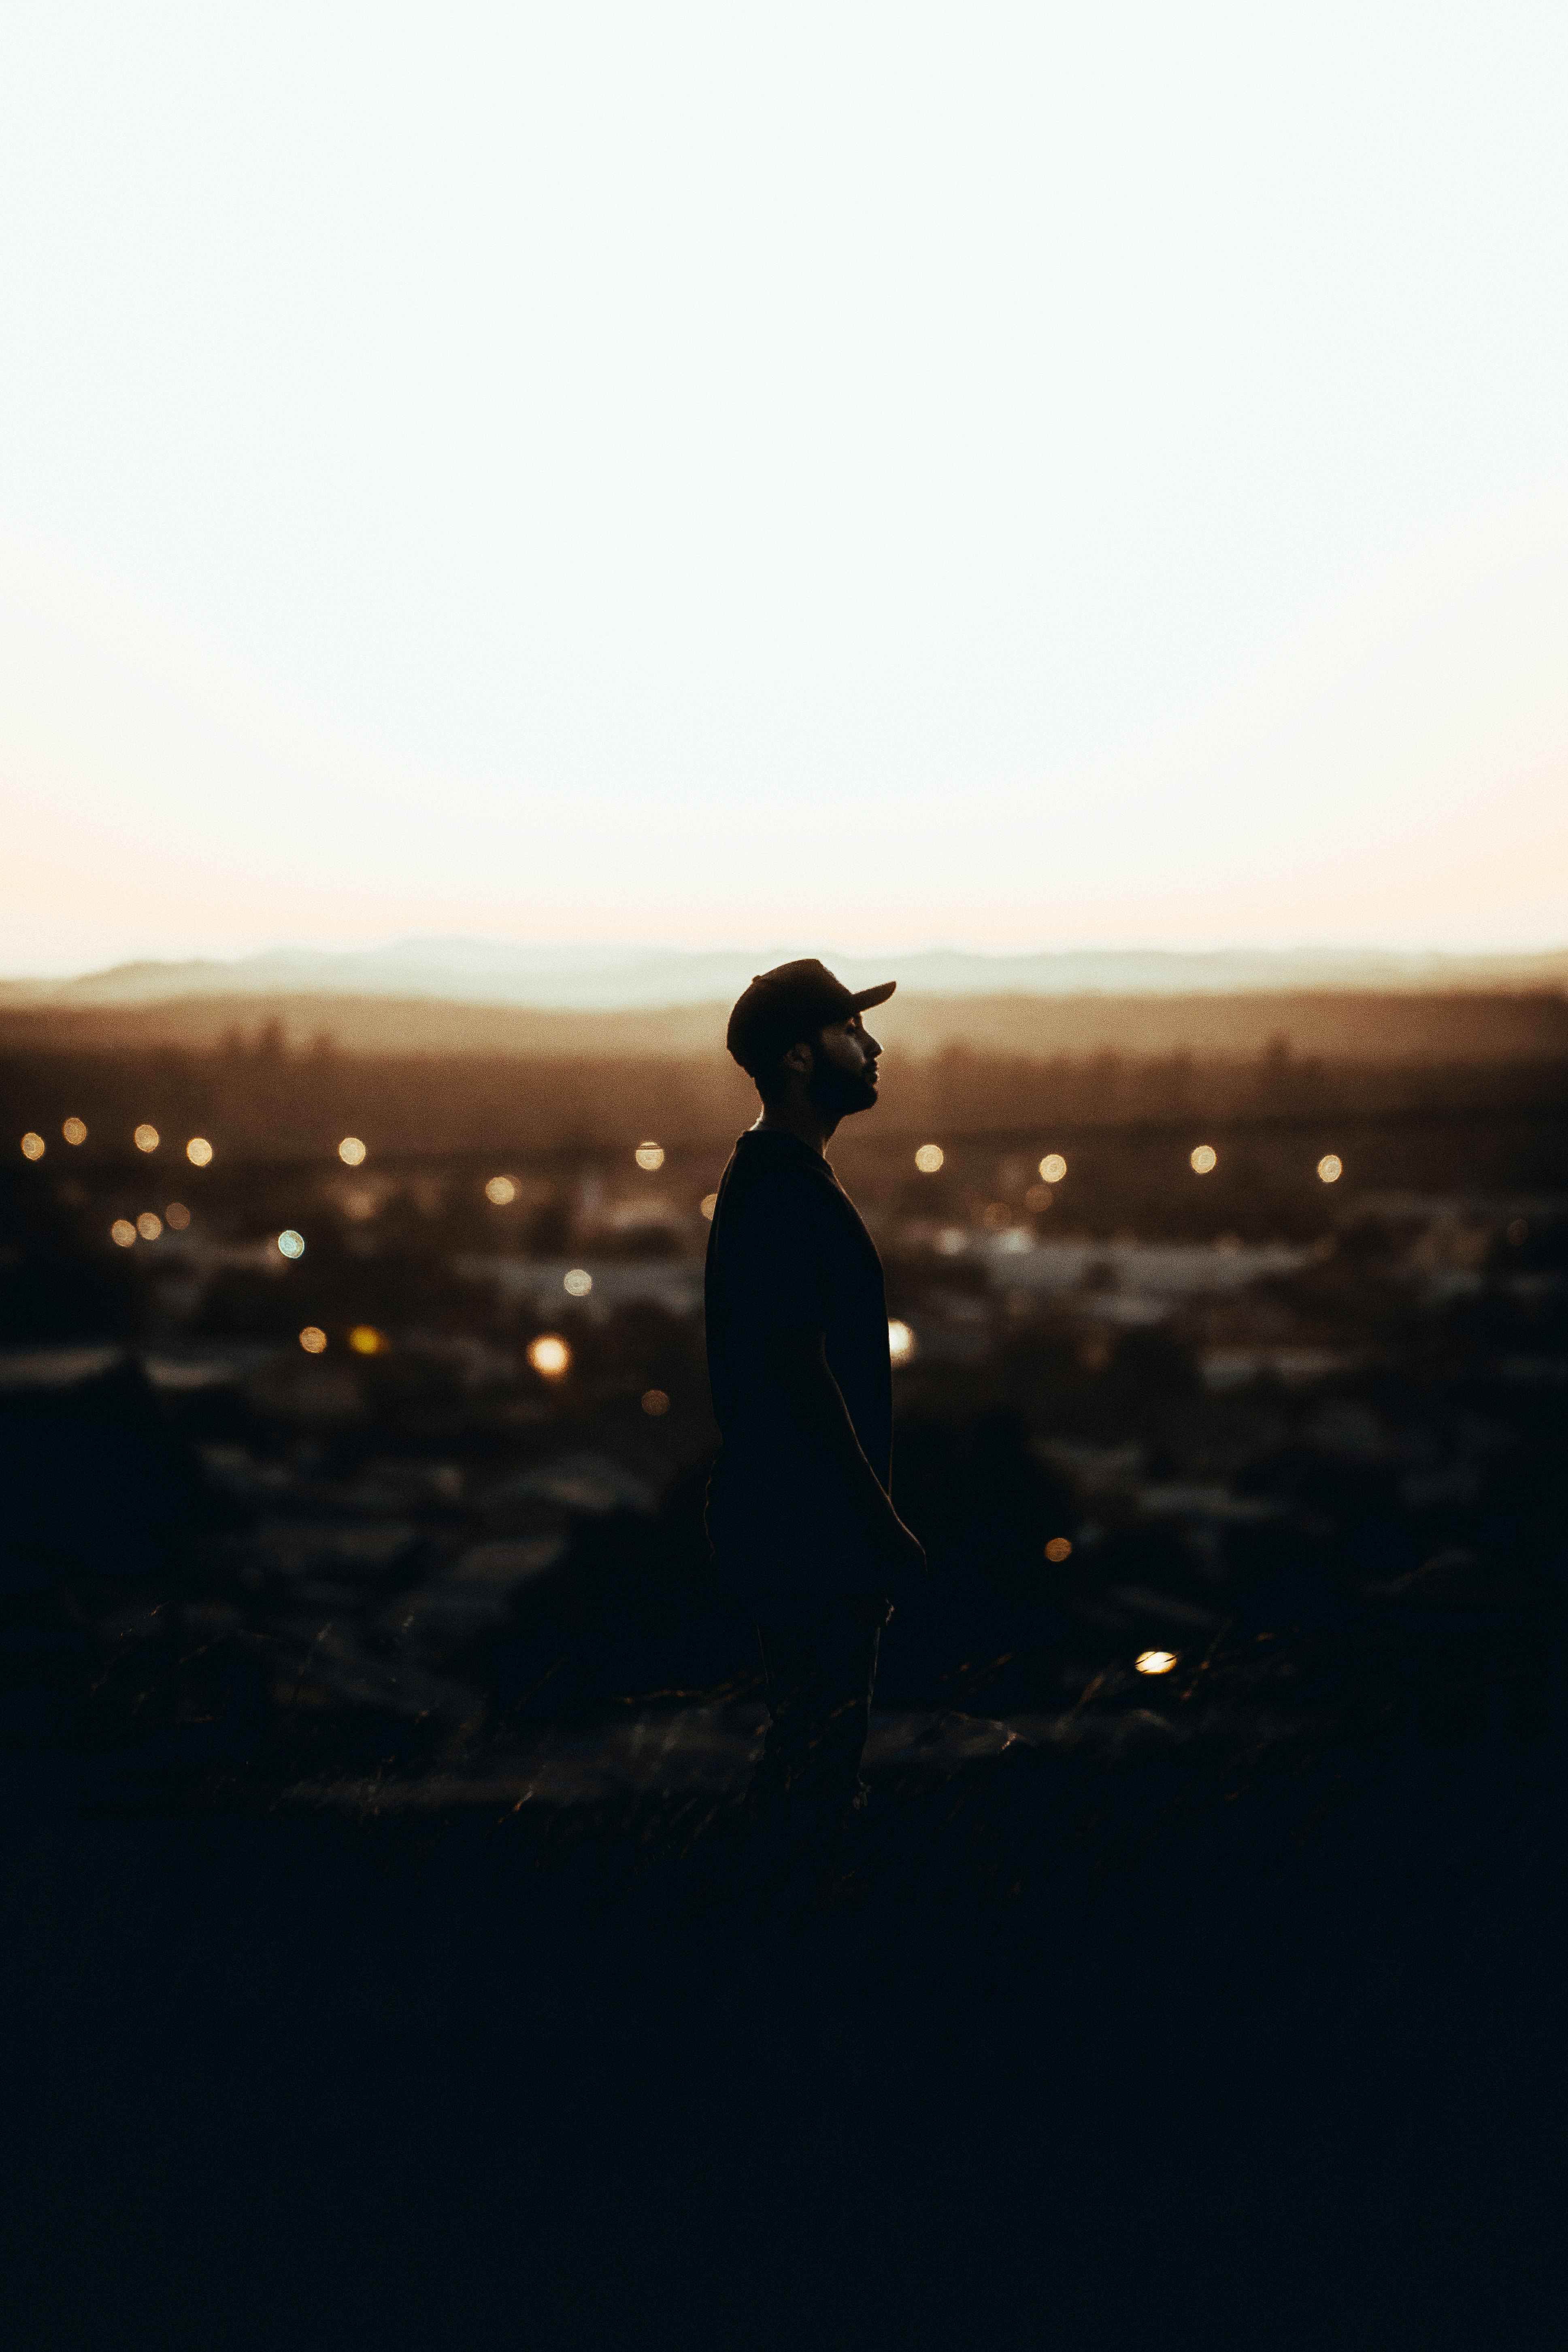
[2,1002,1563,1805]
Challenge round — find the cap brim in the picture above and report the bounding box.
[847,980,896,1012]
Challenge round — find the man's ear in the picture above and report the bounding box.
[780,1038,815,1078]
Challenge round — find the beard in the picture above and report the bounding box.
[807,1055,879,1120]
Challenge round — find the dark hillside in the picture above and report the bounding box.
[1,1015,1564,2341]
[2,998,1563,1162]
[2,979,1565,1062]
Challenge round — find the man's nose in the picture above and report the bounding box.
[864,1030,881,1059]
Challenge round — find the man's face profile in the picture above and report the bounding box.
[799,1013,882,1119]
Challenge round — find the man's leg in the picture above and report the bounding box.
[748,1599,883,1864]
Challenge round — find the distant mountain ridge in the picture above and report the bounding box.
[2,938,1564,1012]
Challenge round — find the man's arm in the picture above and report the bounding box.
[764,1328,925,1590]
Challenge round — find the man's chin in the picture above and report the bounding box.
[809,1070,881,1118]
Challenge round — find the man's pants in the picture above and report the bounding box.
[747,1598,886,1857]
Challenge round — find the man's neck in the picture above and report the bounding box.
[752,1098,837,1155]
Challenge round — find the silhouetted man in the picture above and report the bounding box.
[705,960,925,1878]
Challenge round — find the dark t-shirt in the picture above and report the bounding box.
[704,1127,891,1593]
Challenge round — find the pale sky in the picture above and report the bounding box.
[3,2,1566,975]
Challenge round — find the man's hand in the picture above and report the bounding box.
[764,1326,928,1597]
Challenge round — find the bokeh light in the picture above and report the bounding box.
[563,1268,593,1297]
[485,1175,518,1205]
[62,1117,87,1145]
[298,1326,328,1354]
[528,1334,571,1379]
[277,1229,305,1259]
[136,1212,162,1241]
[634,1141,665,1172]
[1190,1145,1218,1175]
[1044,1536,1073,1562]
[338,1137,367,1167]
[1136,1650,1178,1676]
[700,1192,718,1221]
[1038,1153,1067,1184]
[348,1325,387,1355]
[134,1124,160,1153]
[20,1132,45,1161]
[1317,1154,1343,1184]
[186,1137,213,1167]
[914,1144,945,1174]
[1025,1183,1053,1212]
[165,1203,191,1230]
[110,1219,136,1247]
[641,1388,671,1416]
[983,1202,1012,1230]
[887,1319,917,1366]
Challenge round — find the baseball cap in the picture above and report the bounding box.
[725,959,896,1078]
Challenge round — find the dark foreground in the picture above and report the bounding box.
[3,1038,1564,2342]
[4,1710,1562,2348]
